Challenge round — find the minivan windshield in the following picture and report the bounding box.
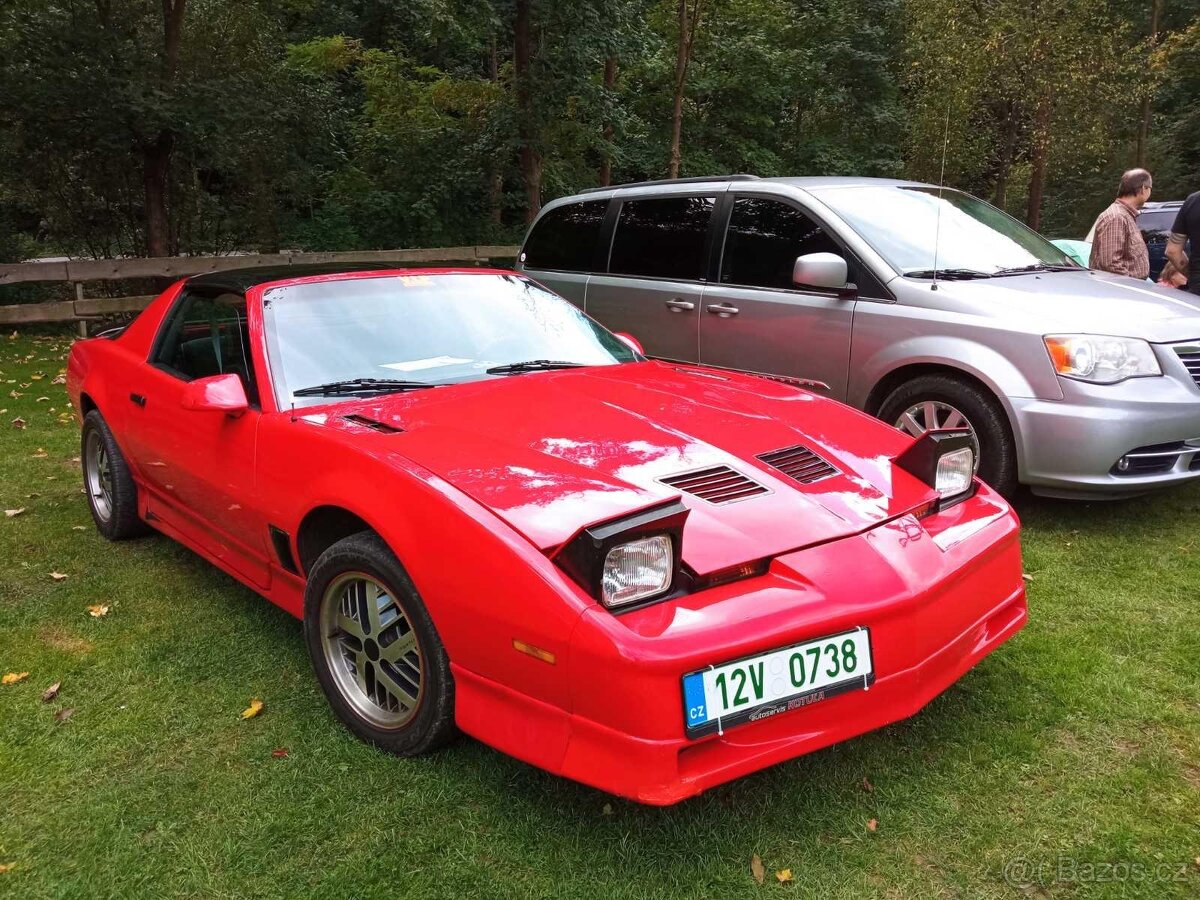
[809,185,1078,277]
[262,273,636,407]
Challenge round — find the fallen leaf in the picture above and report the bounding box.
[2,672,30,685]
[241,698,264,720]
[601,802,613,816]
[861,776,874,793]
[54,707,76,724]
[1022,573,1033,582]
[5,508,25,518]
[35,396,49,403]
[866,818,878,832]
[71,525,87,531]
[11,417,25,429]
[52,374,66,385]
[41,681,61,702]
[50,572,68,582]
[86,604,109,618]
[0,862,14,874]
[776,869,793,884]
[31,448,48,458]
[271,747,289,758]
[750,854,765,885]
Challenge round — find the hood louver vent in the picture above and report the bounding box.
[758,444,838,484]
[660,465,768,505]
[341,414,403,434]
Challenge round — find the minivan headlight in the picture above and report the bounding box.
[1044,335,1161,384]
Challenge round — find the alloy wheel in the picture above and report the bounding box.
[319,572,424,729]
[84,430,114,522]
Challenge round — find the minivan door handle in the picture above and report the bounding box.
[664,298,695,312]
[706,303,740,318]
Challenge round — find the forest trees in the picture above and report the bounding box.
[0,0,1193,261]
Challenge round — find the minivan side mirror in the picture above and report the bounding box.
[793,252,853,294]
[180,373,249,416]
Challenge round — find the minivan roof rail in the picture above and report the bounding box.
[577,174,760,194]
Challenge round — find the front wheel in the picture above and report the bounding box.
[876,374,1018,498]
[303,532,456,755]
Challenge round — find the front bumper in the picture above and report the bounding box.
[1011,360,1200,498]
[455,488,1026,804]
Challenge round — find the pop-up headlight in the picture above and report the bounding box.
[894,429,977,507]
[554,500,688,610]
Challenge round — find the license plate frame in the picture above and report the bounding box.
[681,627,875,738]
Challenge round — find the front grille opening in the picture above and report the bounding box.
[1174,348,1200,388]
[660,465,768,504]
[757,444,839,484]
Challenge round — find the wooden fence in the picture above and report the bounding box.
[0,245,520,335]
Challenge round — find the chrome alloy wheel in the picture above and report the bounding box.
[320,572,423,729]
[894,400,981,473]
[84,430,114,522]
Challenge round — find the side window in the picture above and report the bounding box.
[152,292,259,405]
[521,200,608,271]
[720,197,841,290]
[609,196,715,280]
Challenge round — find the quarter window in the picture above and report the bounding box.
[609,196,715,280]
[521,200,608,272]
[720,198,841,289]
[152,292,259,404]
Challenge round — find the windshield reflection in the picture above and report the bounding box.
[262,273,636,407]
[812,186,1076,275]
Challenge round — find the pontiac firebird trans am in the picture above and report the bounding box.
[67,266,1027,804]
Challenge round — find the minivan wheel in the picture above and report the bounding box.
[877,374,1017,498]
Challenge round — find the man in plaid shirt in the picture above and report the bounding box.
[1089,169,1153,279]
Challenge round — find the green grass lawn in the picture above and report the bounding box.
[0,330,1197,899]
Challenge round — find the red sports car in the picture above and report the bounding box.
[67,266,1026,804]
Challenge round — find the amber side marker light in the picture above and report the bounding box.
[512,639,556,664]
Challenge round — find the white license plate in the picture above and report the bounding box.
[682,628,874,736]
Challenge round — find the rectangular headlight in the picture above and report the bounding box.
[935,446,974,498]
[601,535,673,608]
[1044,334,1161,384]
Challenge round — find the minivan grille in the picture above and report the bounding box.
[1175,347,1200,388]
[660,465,768,504]
[757,444,839,484]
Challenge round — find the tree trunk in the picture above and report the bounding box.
[487,36,503,226]
[1026,92,1053,232]
[142,133,173,257]
[993,100,1018,210]
[1135,0,1163,167]
[668,0,703,179]
[514,0,541,222]
[599,56,618,186]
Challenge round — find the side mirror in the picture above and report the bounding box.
[181,373,249,417]
[793,252,853,294]
[614,332,645,357]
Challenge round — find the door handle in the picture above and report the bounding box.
[129,393,146,407]
[664,298,695,312]
[706,303,740,317]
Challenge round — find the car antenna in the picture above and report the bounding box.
[931,104,951,292]
[290,400,296,423]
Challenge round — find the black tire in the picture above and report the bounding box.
[876,373,1018,498]
[303,531,456,755]
[81,409,149,540]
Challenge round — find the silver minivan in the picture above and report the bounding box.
[516,175,1200,499]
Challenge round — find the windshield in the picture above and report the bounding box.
[809,185,1077,276]
[1137,209,1178,235]
[262,273,637,407]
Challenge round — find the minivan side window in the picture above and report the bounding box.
[720,197,841,290]
[521,200,608,272]
[609,196,715,280]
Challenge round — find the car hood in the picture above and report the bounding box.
[318,363,936,574]
[920,270,1200,343]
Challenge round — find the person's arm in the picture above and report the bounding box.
[1092,217,1129,275]
[1167,234,1189,273]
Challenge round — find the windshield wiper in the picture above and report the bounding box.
[485,359,586,375]
[992,263,1078,276]
[292,378,440,397]
[903,268,993,280]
